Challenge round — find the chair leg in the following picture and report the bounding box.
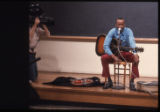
[114,63,116,84]
[129,63,131,84]
[124,64,126,87]
[117,63,120,85]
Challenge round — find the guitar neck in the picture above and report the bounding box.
[119,46,143,52]
[120,46,134,51]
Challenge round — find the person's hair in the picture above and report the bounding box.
[115,17,125,22]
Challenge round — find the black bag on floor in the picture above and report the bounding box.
[43,77,102,87]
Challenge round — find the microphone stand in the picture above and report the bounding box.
[112,29,125,90]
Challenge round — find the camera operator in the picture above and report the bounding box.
[29,16,50,82]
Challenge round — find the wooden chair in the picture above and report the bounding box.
[113,61,132,88]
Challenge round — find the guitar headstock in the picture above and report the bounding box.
[135,47,144,52]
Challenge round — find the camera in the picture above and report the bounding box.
[29,2,54,26]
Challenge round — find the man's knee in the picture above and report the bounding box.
[133,54,139,64]
[101,54,111,62]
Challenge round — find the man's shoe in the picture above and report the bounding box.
[103,81,113,89]
[129,82,136,91]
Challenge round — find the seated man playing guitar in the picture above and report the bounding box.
[101,17,139,90]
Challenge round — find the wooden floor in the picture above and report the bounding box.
[30,71,158,108]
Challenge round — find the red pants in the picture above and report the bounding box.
[101,52,139,79]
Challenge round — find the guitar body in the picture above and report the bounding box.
[110,38,120,56]
[95,34,120,56]
[95,34,106,56]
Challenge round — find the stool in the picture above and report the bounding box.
[113,61,132,88]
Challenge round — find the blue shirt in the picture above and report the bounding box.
[103,27,136,55]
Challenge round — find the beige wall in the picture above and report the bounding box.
[36,40,158,77]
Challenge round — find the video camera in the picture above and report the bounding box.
[29,2,54,26]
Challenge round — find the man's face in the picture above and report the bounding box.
[115,19,125,29]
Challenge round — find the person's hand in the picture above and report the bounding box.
[111,54,122,62]
[42,24,50,37]
[34,17,40,25]
[42,24,47,29]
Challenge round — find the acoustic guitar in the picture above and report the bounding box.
[95,34,144,56]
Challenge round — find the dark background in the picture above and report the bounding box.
[0,1,29,109]
[39,1,158,38]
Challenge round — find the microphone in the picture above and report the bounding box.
[118,28,122,35]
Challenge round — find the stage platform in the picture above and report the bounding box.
[30,71,158,109]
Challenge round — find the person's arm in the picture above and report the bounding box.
[103,28,121,62]
[103,28,114,55]
[128,28,136,53]
[29,17,40,39]
[128,28,139,62]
